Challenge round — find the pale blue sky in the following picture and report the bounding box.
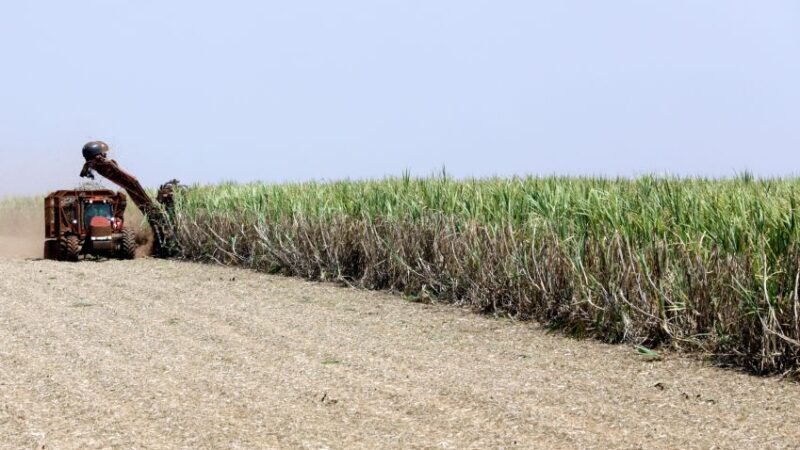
[1,1,798,196]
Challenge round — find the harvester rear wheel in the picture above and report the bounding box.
[119,228,137,260]
[58,236,82,262]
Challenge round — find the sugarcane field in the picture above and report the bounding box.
[2,2,799,449]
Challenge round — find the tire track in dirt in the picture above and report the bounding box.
[0,258,799,449]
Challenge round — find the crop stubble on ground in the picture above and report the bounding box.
[0,257,798,449]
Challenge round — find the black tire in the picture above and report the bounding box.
[58,236,82,262]
[119,228,137,260]
[43,240,58,260]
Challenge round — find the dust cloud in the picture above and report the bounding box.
[130,208,155,258]
[0,209,44,259]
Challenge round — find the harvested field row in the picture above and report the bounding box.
[0,257,798,449]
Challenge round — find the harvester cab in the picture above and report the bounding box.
[44,189,137,261]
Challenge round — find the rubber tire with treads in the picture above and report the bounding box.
[119,228,137,260]
[58,236,82,262]
[43,240,58,260]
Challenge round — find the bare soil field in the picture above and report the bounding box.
[0,257,798,450]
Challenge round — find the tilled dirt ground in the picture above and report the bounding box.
[0,257,798,450]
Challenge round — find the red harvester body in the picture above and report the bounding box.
[44,189,137,261]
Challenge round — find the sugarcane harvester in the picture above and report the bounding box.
[44,188,138,261]
[78,141,182,258]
